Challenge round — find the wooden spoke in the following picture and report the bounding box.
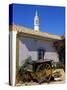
[36,63,52,83]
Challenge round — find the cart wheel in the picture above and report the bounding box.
[36,63,52,83]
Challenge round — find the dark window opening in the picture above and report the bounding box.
[38,49,45,60]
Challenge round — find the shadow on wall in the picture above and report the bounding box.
[19,36,56,52]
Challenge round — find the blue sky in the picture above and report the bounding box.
[9,4,65,36]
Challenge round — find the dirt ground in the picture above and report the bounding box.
[16,69,65,86]
[16,80,65,86]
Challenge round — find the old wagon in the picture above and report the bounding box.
[19,59,53,84]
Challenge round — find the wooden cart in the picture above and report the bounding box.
[19,60,52,84]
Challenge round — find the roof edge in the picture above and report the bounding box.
[9,24,64,40]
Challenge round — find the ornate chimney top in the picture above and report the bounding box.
[34,11,39,31]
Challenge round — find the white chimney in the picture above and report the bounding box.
[34,11,39,31]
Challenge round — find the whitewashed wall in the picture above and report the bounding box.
[19,36,59,66]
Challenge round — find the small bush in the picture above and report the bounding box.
[52,62,64,69]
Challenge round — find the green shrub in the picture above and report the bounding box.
[52,62,64,69]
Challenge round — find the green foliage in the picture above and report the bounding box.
[19,56,33,73]
[52,62,64,69]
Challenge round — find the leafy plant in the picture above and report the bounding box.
[19,56,33,75]
[52,61,64,70]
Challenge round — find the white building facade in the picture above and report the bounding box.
[19,36,59,66]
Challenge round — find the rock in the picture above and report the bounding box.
[52,69,65,81]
